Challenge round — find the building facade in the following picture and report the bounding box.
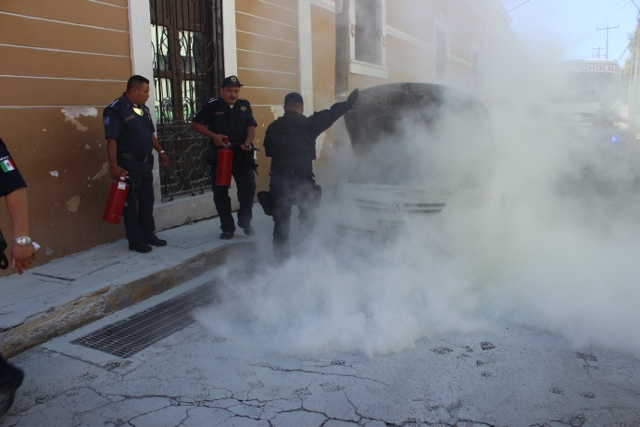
[0,0,524,270]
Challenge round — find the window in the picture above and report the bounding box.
[149,0,225,199]
[346,0,387,79]
[434,27,448,80]
[354,0,382,65]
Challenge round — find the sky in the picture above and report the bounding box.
[503,0,639,64]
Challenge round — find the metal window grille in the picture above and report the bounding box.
[150,0,225,200]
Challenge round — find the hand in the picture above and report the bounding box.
[213,134,229,148]
[11,243,35,275]
[347,88,359,106]
[240,143,252,152]
[110,164,128,181]
[159,152,169,167]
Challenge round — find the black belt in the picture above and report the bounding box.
[118,152,153,164]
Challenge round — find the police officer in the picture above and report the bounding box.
[104,75,169,253]
[191,76,258,239]
[264,89,358,260]
[0,137,35,418]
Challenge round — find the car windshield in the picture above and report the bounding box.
[344,83,493,190]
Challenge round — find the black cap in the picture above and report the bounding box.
[221,75,243,87]
[284,92,304,104]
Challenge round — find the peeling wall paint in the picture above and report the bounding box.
[61,107,98,132]
[50,171,59,177]
[269,106,282,121]
[92,162,109,181]
[66,196,81,213]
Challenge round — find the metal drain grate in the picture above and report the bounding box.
[71,285,213,358]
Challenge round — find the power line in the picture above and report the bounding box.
[599,0,626,26]
[619,46,629,61]
[505,0,532,14]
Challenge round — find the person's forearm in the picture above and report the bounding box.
[151,133,163,153]
[151,133,169,167]
[245,126,256,145]
[107,138,127,179]
[5,187,29,238]
[191,122,215,140]
[191,122,226,147]
[107,138,118,167]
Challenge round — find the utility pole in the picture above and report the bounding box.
[592,47,605,59]
[596,25,619,59]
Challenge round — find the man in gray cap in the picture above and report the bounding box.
[191,76,258,239]
[264,89,358,260]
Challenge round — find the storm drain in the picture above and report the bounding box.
[71,285,213,358]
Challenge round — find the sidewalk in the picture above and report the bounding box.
[0,211,273,358]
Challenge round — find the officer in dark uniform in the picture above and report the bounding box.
[0,137,35,419]
[104,75,169,253]
[191,76,258,240]
[264,89,358,260]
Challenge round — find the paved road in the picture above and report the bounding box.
[3,266,640,427]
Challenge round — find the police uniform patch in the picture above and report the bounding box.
[1,157,16,173]
[241,106,247,111]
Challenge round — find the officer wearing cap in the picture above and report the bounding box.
[264,88,358,260]
[191,75,258,239]
[104,75,169,253]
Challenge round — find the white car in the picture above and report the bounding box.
[333,183,449,233]
[331,82,494,234]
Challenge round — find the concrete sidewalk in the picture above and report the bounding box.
[0,211,273,358]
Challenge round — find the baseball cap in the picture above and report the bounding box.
[221,75,243,87]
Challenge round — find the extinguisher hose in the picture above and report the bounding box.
[223,143,260,152]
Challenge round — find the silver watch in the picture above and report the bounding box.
[13,236,32,246]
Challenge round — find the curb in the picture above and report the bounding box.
[1,242,254,358]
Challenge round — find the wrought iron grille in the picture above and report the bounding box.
[150,0,224,200]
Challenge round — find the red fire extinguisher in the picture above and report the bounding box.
[103,173,130,224]
[216,138,233,187]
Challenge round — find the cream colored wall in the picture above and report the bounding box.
[0,0,132,271]
[233,0,300,191]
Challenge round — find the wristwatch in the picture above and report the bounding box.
[13,236,32,246]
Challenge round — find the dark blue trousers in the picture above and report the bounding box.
[210,159,256,233]
[119,158,156,245]
[269,173,317,258]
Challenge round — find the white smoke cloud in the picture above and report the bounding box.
[196,5,640,359]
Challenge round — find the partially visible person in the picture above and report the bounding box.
[264,89,358,260]
[191,76,258,240]
[104,75,169,253]
[0,136,35,419]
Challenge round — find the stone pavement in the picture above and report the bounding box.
[3,282,640,427]
[0,211,273,358]
[1,208,640,426]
